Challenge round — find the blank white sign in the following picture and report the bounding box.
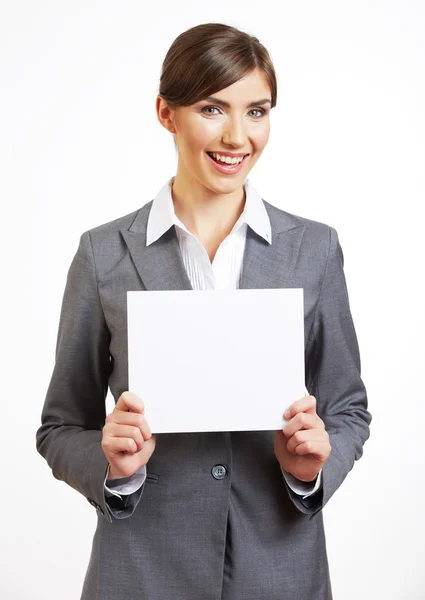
[127,288,305,433]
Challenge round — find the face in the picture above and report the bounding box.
[156,67,272,195]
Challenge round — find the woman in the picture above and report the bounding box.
[36,23,372,600]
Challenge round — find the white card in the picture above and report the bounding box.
[127,288,305,433]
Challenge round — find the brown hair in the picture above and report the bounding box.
[158,23,278,109]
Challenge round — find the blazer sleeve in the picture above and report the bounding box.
[284,226,372,515]
[35,231,144,523]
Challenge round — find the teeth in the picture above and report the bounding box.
[210,152,244,165]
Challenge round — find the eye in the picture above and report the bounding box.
[200,106,267,118]
[249,108,267,118]
[201,106,221,115]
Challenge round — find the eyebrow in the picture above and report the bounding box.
[202,96,272,109]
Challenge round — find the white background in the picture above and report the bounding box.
[1,1,424,598]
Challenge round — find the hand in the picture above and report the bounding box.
[102,391,156,480]
[274,395,331,482]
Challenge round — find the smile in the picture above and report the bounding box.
[206,152,250,175]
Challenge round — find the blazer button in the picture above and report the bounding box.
[211,464,227,480]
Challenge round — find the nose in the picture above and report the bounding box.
[222,116,246,148]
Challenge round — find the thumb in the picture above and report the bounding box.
[115,391,145,414]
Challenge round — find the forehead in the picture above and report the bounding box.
[207,68,271,101]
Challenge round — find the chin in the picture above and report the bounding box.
[206,178,243,193]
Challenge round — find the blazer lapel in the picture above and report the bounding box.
[120,202,193,291]
[121,199,305,292]
[239,203,305,290]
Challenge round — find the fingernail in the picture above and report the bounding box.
[284,410,290,419]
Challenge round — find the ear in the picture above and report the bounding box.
[156,95,177,134]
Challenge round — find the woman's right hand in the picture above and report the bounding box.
[102,391,156,480]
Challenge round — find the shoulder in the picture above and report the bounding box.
[89,201,152,238]
[78,201,153,252]
[262,199,339,252]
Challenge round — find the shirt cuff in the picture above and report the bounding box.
[104,464,147,499]
[280,466,323,498]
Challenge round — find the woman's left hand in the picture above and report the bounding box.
[274,395,331,483]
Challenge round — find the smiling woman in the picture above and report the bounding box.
[36,21,371,600]
[155,24,277,238]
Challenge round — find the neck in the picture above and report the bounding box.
[170,170,246,242]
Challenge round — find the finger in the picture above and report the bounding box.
[293,440,330,460]
[284,395,316,420]
[102,435,137,456]
[282,412,324,439]
[115,391,145,414]
[286,429,328,454]
[104,423,145,453]
[107,411,152,439]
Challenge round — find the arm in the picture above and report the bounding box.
[285,226,372,515]
[281,466,322,498]
[35,231,144,523]
[104,464,147,498]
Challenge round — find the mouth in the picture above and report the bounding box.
[205,152,250,175]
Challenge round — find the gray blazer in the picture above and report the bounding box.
[36,197,372,600]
